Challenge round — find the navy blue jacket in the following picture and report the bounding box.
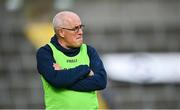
[36,35,107,92]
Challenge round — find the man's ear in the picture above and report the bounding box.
[59,29,64,38]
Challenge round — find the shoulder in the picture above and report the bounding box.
[86,44,99,57]
[86,45,97,53]
[36,44,53,57]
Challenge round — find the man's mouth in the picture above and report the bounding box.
[76,37,83,40]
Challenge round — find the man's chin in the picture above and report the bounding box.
[74,42,83,48]
[68,43,82,49]
[77,43,83,47]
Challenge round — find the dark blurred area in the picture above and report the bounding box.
[0,0,180,109]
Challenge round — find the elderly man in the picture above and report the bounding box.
[36,11,107,109]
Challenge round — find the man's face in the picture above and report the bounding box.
[60,16,84,48]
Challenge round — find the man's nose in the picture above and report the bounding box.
[78,28,83,34]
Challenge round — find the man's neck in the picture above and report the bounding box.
[57,38,70,50]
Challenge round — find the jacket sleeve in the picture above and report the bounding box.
[68,45,107,91]
[36,45,90,88]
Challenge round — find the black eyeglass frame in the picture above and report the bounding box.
[60,24,85,33]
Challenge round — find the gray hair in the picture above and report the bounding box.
[52,11,78,36]
[52,12,65,36]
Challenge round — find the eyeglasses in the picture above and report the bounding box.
[61,24,85,33]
